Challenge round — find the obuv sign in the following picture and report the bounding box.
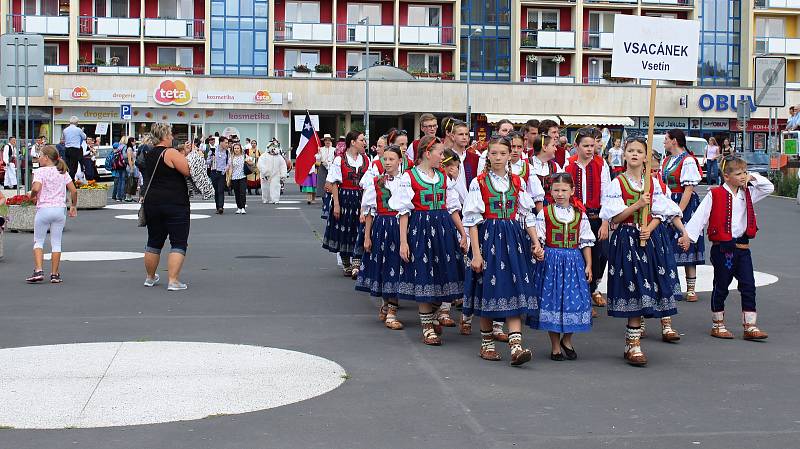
[698,94,757,113]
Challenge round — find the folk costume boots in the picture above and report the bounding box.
[624,326,647,366]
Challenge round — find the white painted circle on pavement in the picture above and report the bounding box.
[0,342,346,429]
[598,264,778,293]
[276,207,300,210]
[115,214,210,220]
[104,203,235,211]
[43,251,144,262]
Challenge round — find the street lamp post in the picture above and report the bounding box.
[360,17,370,145]
[466,28,482,137]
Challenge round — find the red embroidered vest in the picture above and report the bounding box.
[374,176,398,216]
[707,186,758,242]
[564,155,604,209]
[408,167,447,211]
[617,175,654,225]
[533,157,558,203]
[543,205,581,249]
[340,154,369,190]
[477,173,522,220]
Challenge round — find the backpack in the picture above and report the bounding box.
[135,145,149,171]
[110,148,126,170]
[104,149,115,169]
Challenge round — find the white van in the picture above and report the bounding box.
[649,134,708,167]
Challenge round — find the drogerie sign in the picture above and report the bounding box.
[611,15,700,82]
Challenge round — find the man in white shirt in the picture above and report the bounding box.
[62,116,86,180]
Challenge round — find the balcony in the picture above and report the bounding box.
[143,18,204,39]
[78,65,142,74]
[144,65,204,75]
[583,76,636,85]
[274,22,334,42]
[755,0,800,8]
[787,82,800,89]
[521,76,575,84]
[45,65,69,73]
[640,0,693,5]
[274,69,335,78]
[336,24,395,44]
[755,36,800,55]
[583,31,614,50]
[521,30,576,49]
[398,26,455,46]
[7,14,69,35]
[79,16,141,37]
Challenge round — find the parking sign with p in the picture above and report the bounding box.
[120,104,132,120]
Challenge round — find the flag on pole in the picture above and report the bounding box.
[294,112,320,185]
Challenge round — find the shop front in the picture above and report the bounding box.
[0,106,53,143]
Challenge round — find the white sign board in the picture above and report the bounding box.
[197,90,284,105]
[95,122,109,135]
[1,33,45,97]
[611,15,700,82]
[753,56,786,108]
[294,115,320,132]
[59,87,148,102]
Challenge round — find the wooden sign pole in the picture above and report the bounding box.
[640,79,657,247]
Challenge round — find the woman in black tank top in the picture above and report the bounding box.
[141,123,192,292]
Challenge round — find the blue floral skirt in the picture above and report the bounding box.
[607,224,680,318]
[355,215,401,299]
[669,191,705,266]
[464,219,538,319]
[353,222,366,260]
[398,210,464,303]
[322,188,362,258]
[526,247,592,333]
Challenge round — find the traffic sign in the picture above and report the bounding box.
[754,56,786,108]
[120,104,132,120]
[1,33,45,97]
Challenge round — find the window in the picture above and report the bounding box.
[95,0,128,17]
[526,10,558,31]
[159,0,193,19]
[285,2,320,23]
[44,44,59,65]
[93,45,129,65]
[408,5,441,27]
[347,3,381,24]
[588,12,614,33]
[588,57,611,82]
[285,50,319,70]
[346,51,380,74]
[697,0,741,86]
[755,17,785,37]
[210,0,269,76]
[23,0,63,15]
[408,53,440,73]
[158,47,193,68]
[460,0,511,81]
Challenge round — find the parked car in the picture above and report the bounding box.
[737,151,771,175]
[94,145,114,180]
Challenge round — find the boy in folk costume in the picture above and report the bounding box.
[407,113,439,161]
[563,128,611,315]
[684,157,774,340]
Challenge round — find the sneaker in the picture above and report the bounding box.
[144,273,160,287]
[167,281,188,291]
[241,208,247,214]
[235,209,242,214]
[26,270,45,283]
[50,273,63,284]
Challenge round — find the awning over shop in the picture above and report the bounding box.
[559,115,636,127]
[484,114,559,125]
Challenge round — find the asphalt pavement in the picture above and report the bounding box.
[0,185,799,449]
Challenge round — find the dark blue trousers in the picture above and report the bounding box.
[710,244,757,313]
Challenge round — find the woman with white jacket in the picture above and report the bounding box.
[258,146,287,204]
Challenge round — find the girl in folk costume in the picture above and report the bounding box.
[300,162,317,205]
[530,135,562,207]
[390,136,468,346]
[564,128,611,313]
[439,148,467,330]
[685,157,774,341]
[528,173,594,361]
[599,138,691,366]
[509,132,545,212]
[463,136,542,365]
[323,130,370,277]
[356,146,405,330]
[661,128,705,301]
